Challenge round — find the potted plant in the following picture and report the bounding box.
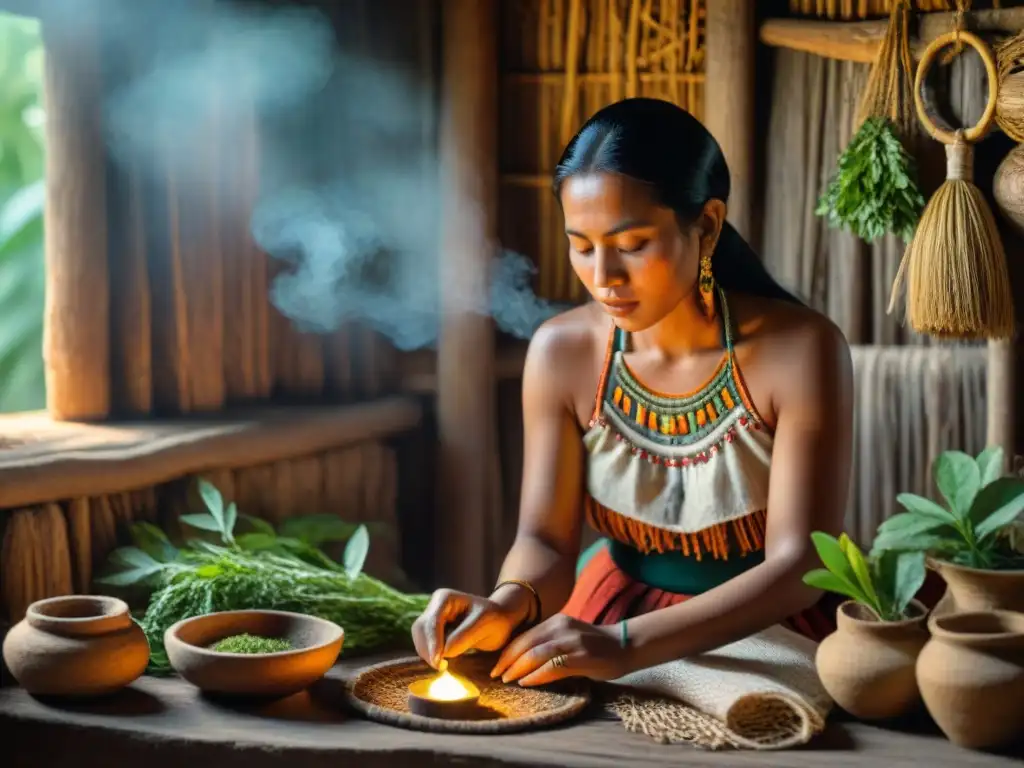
[802,532,930,720]
[871,446,1024,614]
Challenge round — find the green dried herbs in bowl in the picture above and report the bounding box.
[211,633,293,654]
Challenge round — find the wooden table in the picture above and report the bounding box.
[1,656,1020,768]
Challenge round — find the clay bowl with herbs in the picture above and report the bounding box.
[165,609,343,699]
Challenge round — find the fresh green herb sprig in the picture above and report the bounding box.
[212,633,293,654]
[870,446,1024,571]
[97,480,429,675]
[803,532,925,622]
[815,117,925,243]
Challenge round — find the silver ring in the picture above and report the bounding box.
[549,654,569,669]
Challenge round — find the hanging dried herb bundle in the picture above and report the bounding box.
[817,0,925,243]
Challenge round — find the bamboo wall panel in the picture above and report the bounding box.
[0,442,403,624]
[499,0,706,304]
[787,0,955,18]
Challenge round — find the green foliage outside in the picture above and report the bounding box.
[0,13,46,413]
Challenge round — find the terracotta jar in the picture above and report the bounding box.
[2,595,150,697]
[917,611,1024,750]
[931,559,1024,614]
[815,600,929,720]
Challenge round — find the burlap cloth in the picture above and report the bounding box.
[603,624,832,751]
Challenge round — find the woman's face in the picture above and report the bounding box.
[560,172,702,332]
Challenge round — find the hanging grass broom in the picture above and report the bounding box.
[816,0,925,243]
[888,24,1014,340]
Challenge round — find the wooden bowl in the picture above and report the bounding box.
[164,610,343,699]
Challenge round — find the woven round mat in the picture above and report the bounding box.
[345,655,591,734]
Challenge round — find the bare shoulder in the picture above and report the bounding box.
[731,293,852,404]
[523,303,608,410]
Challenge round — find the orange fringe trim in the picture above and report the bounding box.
[585,497,767,561]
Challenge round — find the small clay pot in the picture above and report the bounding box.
[930,558,1024,614]
[917,610,1024,750]
[1,595,150,697]
[815,600,929,720]
[164,609,343,699]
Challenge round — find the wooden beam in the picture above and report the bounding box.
[760,9,1024,64]
[436,0,500,594]
[0,397,422,510]
[705,0,757,240]
[40,9,111,420]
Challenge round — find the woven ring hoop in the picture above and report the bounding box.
[915,30,999,145]
[549,654,569,669]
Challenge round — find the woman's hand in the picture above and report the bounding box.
[489,614,631,687]
[411,588,526,669]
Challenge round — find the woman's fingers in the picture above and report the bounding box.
[490,616,564,679]
[518,650,585,687]
[442,605,487,659]
[412,590,468,668]
[498,639,569,684]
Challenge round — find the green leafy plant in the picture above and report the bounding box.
[815,117,925,244]
[97,479,427,674]
[803,531,926,621]
[871,446,1024,570]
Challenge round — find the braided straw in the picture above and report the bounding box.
[345,656,590,734]
[890,27,1015,340]
[854,0,917,137]
[996,33,1024,144]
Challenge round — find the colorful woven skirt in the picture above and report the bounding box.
[562,540,945,643]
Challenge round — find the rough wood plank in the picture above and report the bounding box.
[40,10,111,420]
[705,0,756,240]
[0,658,1019,768]
[0,398,421,509]
[760,9,1024,64]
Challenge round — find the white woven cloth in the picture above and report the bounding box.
[608,624,833,751]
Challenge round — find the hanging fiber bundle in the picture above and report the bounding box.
[994,32,1024,144]
[888,28,1014,340]
[816,0,924,243]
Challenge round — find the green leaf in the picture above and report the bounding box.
[873,512,958,551]
[976,446,1006,488]
[871,527,961,555]
[839,534,881,611]
[130,523,179,563]
[94,564,165,587]
[241,514,275,536]
[222,502,238,542]
[197,480,225,529]
[279,514,359,546]
[971,477,1024,540]
[810,531,867,602]
[891,550,927,616]
[235,532,279,551]
[893,493,958,524]
[179,513,223,533]
[802,568,864,602]
[109,546,162,570]
[343,524,370,578]
[934,451,981,519]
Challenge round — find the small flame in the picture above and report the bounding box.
[425,660,477,702]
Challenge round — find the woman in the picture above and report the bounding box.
[412,97,853,687]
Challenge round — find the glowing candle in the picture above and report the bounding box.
[408,659,482,718]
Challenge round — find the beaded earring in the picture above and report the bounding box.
[698,248,715,321]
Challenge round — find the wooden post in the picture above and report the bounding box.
[41,12,110,421]
[437,0,499,594]
[704,0,756,241]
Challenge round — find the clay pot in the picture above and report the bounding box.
[165,609,343,698]
[994,144,1024,234]
[815,600,929,720]
[917,611,1024,750]
[1,595,149,697]
[930,558,1024,614]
